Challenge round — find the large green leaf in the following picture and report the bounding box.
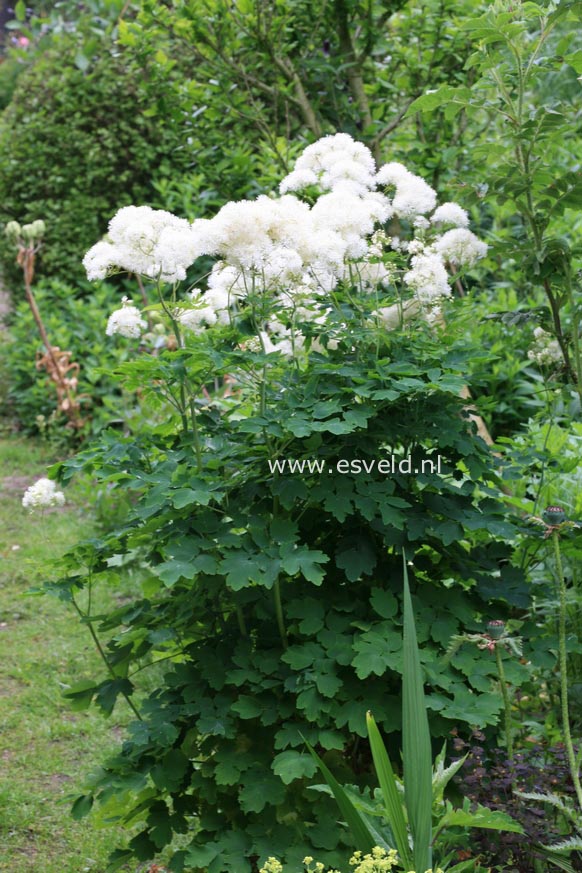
[366,712,413,869]
[438,802,524,833]
[402,554,433,872]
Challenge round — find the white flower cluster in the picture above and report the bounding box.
[22,478,65,511]
[528,327,562,367]
[279,132,376,195]
[106,297,147,339]
[86,133,488,356]
[83,206,209,283]
[376,161,437,218]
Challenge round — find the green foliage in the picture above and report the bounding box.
[0,37,189,283]
[48,302,528,869]
[409,2,582,400]
[3,278,131,438]
[307,560,522,873]
[119,0,486,189]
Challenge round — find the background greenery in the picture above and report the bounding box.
[1,0,582,871]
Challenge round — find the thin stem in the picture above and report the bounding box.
[236,603,248,638]
[495,643,514,760]
[155,280,190,436]
[552,530,582,810]
[22,248,82,428]
[71,594,142,722]
[273,578,288,651]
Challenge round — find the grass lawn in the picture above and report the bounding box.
[0,436,134,873]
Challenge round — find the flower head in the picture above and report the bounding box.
[434,228,488,267]
[106,297,147,339]
[431,202,470,228]
[22,478,65,511]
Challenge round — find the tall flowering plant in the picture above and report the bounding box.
[53,135,522,871]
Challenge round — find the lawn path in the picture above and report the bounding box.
[0,437,131,873]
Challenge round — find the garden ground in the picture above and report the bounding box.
[0,436,130,873]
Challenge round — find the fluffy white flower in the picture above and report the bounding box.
[258,327,301,357]
[434,228,488,267]
[424,305,444,327]
[413,216,430,230]
[407,239,426,255]
[22,478,65,511]
[528,327,562,366]
[281,133,376,194]
[279,168,318,194]
[431,202,470,228]
[377,162,437,218]
[392,176,437,219]
[375,162,410,186]
[403,253,451,301]
[84,206,205,283]
[82,240,119,281]
[106,297,147,338]
[207,262,248,300]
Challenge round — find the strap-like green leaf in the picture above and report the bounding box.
[402,553,433,872]
[305,741,376,854]
[366,711,413,869]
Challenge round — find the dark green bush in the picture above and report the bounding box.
[0,38,189,284]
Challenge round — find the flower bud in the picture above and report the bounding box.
[20,223,36,242]
[21,220,45,242]
[4,220,21,243]
[30,219,46,239]
[543,506,567,525]
[487,620,505,640]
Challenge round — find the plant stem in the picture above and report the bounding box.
[71,595,142,722]
[22,247,82,428]
[495,643,514,760]
[273,578,288,650]
[155,280,192,437]
[236,603,248,638]
[552,530,582,810]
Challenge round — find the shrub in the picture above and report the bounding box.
[0,37,189,284]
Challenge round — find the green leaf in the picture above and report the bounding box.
[71,794,93,820]
[95,677,133,716]
[402,554,433,871]
[151,749,189,792]
[280,546,329,585]
[439,803,523,833]
[106,850,135,872]
[335,539,377,582]
[272,750,318,784]
[63,680,97,711]
[238,765,286,813]
[154,559,198,586]
[305,741,376,854]
[366,712,413,868]
[15,0,26,21]
[405,85,472,116]
[231,695,263,719]
[370,587,398,619]
[564,49,582,73]
[172,487,213,508]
